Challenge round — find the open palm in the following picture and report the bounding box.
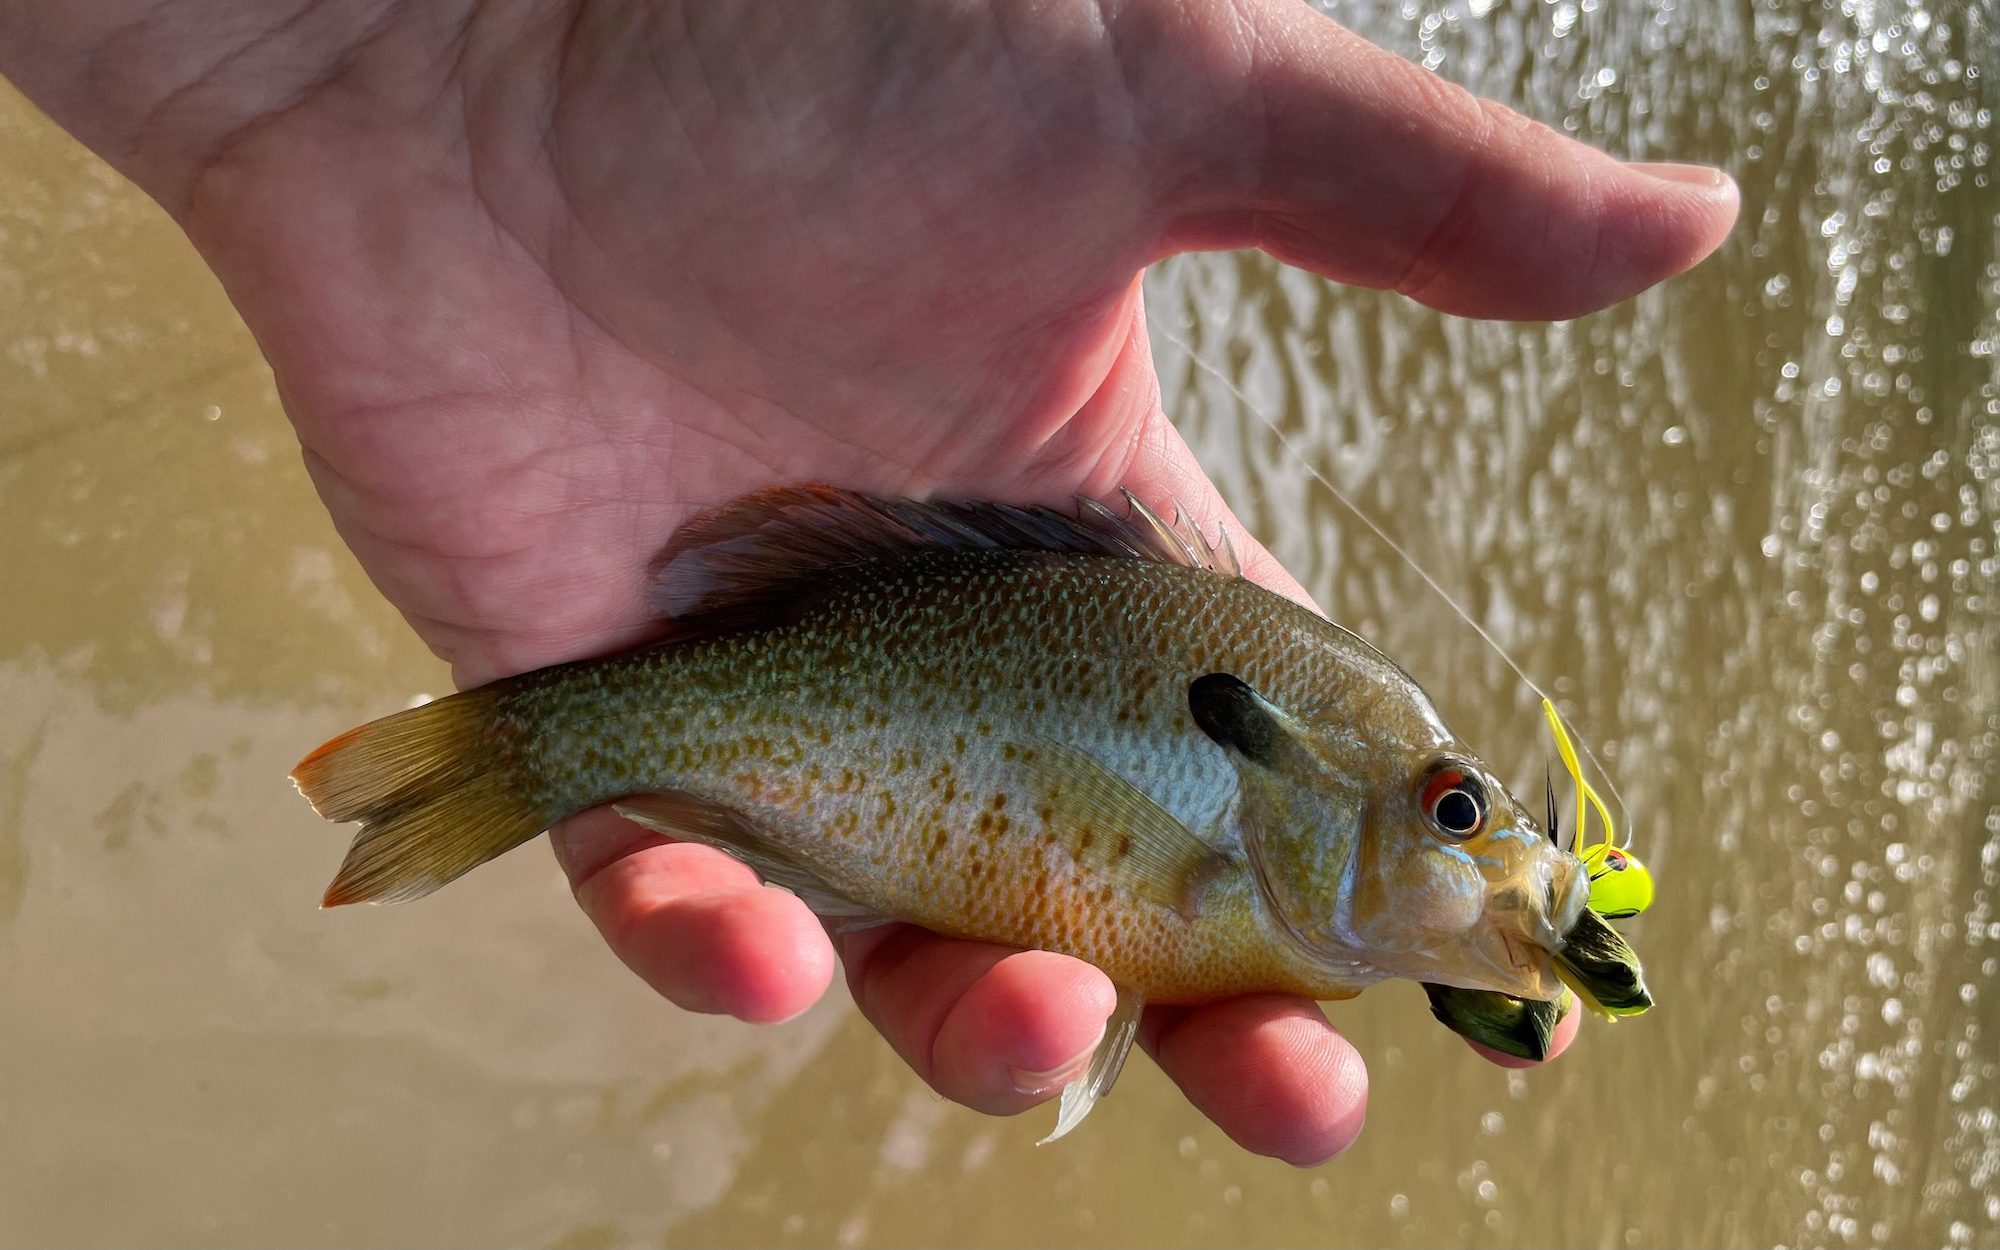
[2,0,1734,1161]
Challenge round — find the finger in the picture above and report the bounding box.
[838,926,1117,1116]
[1053,286,1319,611]
[554,808,836,1023]
[1156,2,1738,320]
[1142,995,1368,1166]
[1470,991,1582,1068]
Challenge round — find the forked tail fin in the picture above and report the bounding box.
[292,689,549,906]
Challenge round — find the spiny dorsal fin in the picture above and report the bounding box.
[650,483,1242,630]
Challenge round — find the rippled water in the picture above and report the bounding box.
[2,2,1995,1247]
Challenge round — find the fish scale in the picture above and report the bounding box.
[500,554,1338,998]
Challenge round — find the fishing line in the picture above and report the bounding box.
[1158,325,1636,846]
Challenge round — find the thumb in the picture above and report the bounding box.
[1157,1,1738,320]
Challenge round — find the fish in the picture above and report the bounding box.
[292,484,1638,1136]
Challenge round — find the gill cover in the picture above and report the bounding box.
[1187,673,1484,962]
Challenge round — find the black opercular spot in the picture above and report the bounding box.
[1187,673,1286,767]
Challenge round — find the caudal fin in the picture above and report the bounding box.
[292,689,548,906]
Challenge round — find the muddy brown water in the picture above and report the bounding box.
[1,2,1994,1247]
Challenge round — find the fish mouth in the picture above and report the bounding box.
[1544,856,1589,949]
[1492,930,1564,1001]
[1480,854,1589,1001]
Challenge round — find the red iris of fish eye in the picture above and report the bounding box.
[1419,768,1488,839]
[1420,769,1467,811]
[1606,849,1628,870]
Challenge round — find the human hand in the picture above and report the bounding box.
[0,0,1732,1162]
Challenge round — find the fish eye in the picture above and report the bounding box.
[1419,761,1488,840]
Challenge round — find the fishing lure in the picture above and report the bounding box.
[1538,698,1655,1020]
[1541,699,1655,921]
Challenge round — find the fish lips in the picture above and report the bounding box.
[1545,854,1591,950]
[1462,848,1591,1001]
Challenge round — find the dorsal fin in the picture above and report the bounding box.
[648,483,1242,629]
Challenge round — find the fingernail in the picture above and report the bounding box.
[1009,1026,1102,1097]
[1627,161,1729,188]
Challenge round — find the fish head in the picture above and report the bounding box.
[1192,672,1587,1001]
[1347,749,1588,999]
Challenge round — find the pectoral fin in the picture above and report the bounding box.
[1027,739,1229,918]
[614,793,886,929]
[1039,984,1145,1145]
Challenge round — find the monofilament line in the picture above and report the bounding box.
[1159,325,1635,841]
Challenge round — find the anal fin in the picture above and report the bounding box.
[1038,984,1145,1145]
[614,793,884,927]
